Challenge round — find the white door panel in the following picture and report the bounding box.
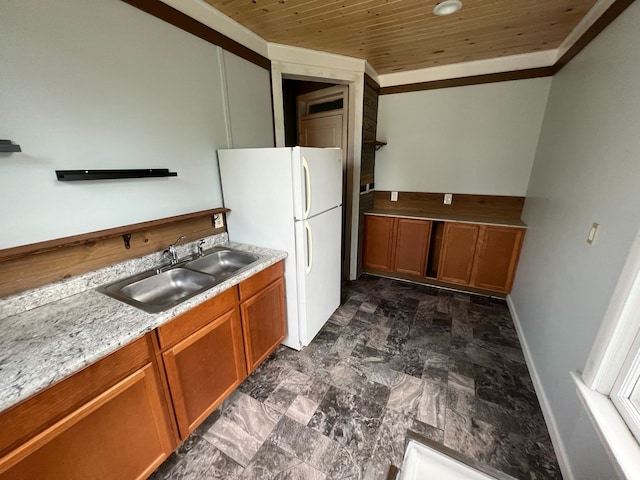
[295,206,342,346]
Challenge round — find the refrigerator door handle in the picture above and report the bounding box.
[302,156,312,219]
[305,220,313,274]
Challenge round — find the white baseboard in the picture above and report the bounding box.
[506,295,575,480]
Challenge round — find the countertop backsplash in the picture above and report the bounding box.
[0,233,231,321]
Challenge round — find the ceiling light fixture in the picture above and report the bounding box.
[433,0,463,16]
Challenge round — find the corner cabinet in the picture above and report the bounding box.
[0,335,174,480]
[363,214,525,295]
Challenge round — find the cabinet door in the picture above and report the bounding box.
[363,215,396,271]
[0,364,173,480]
[240,278,286,373]
[393,218,432,276]
[471,226,525,293]
[437,223,479,285]
[162,308,247,439]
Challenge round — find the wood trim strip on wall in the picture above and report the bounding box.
[379,0,633,95]
[121,0,270,70]
[379,67,555,95]
[553,0,636,73]
[0,208,229,262]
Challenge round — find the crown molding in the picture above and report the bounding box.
[377,50,557,88]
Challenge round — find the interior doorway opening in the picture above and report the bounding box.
[282,79,351,280]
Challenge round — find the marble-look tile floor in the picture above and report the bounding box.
[149,275,562,480]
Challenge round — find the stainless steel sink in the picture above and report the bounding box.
[98,247,262,313]
[184,248,261,278]
[99,268,217,313]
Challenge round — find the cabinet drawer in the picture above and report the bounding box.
[239,261,284,301]
[0,334,153,459]
[156,287,238,349]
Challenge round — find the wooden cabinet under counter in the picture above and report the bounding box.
[0,334,174,480]
[363,215,431,276]
[363,213,525,295]
[239,261,286,373]
[156,286,247,440]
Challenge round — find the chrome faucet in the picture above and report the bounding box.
[196,239,206,257]
[164,235,187,265]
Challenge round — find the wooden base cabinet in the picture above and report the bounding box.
[438,223,525,293]
[363,215,431,276]
[363,215,396,271]
[0,336,174,480]
[364,213,525,295]
[437,223,479,285]
[394,218,432,276]
[239,261,286,373]
[158,290,247,440]
[471,226,524,293]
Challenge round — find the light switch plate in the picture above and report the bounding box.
[391,191,398,202]
[587,222,599,245]
[444,193,453,205]
[214,214,224,229]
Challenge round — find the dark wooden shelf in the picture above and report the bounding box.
[364,140,387,151]
[56,169,177,181]
[0,140,21,153]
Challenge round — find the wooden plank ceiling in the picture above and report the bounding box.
[203,0,597,74]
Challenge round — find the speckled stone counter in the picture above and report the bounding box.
[0,233,287,413]
[365,209,527,228]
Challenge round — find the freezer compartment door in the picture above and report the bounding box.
[295,206,342,346]
[292,147,343,220]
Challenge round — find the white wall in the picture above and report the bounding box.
[0,0,271,250]
[222,50,274,148]
[510,2,640,478]
[375,78,551,196]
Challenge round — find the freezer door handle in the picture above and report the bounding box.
[302,156,312,219]
[305,220,313,274]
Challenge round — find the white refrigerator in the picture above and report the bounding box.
[218,147,342,350]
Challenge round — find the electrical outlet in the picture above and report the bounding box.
[587,222,599,245]
[391,191,398,202]
[214,214,224,229]
[444,193,453,205]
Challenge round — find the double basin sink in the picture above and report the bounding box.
[99,247,261,313]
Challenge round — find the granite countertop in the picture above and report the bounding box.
[365,208,527,228]
[0,233,287,413]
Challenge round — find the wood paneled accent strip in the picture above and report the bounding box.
[0,209,229,298]
[373,192,524,220]
[121,0,270,70]
[380,67,554,95]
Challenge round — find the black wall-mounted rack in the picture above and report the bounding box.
[0,140,21,153]
[56,169,178,181]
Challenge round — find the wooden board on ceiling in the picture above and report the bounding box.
[203,0,596,74]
